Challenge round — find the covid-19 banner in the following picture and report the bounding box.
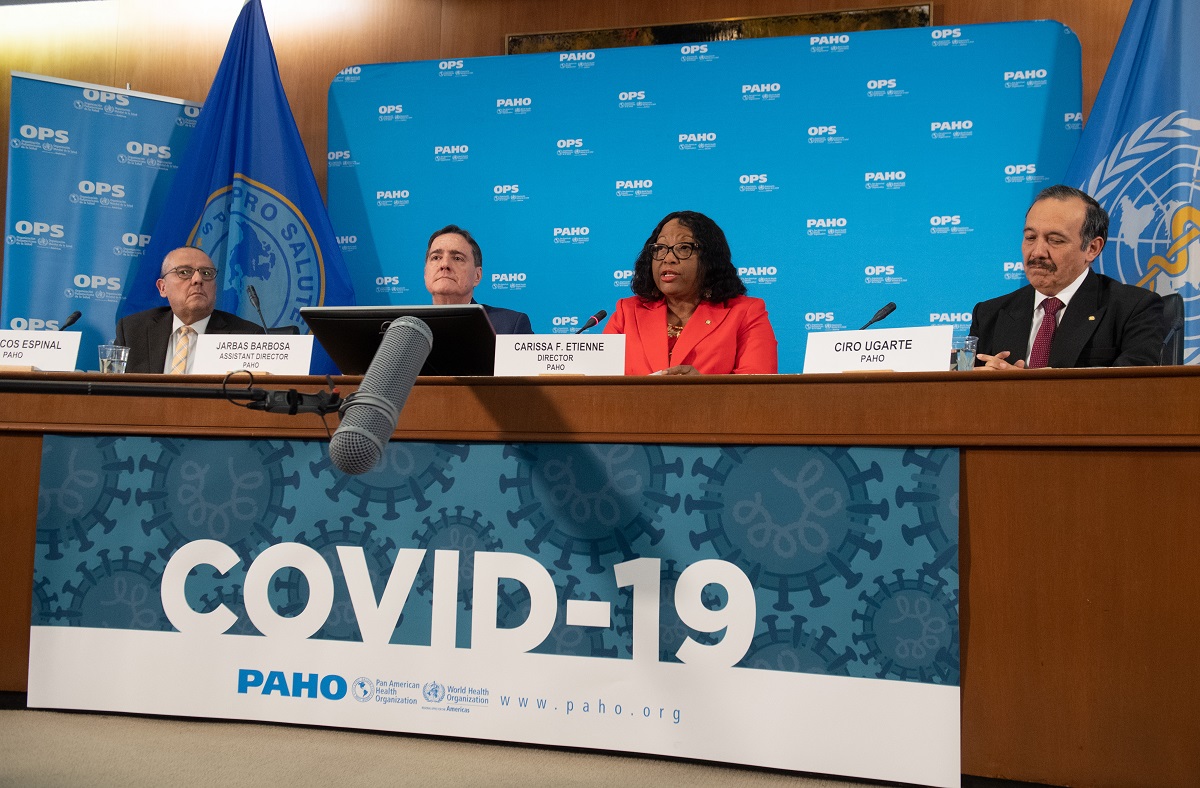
[3,73,198,362]
[327,21,1082,372]
[30,435,959,786]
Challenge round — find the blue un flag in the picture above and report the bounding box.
[1063,0,1200,363]
[119,0,354,371]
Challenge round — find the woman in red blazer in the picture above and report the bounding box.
[604,211,778,375]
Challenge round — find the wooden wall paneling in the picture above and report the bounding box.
[0,434,45,691]
[962,447,1200,787]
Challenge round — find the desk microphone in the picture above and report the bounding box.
[329,316,432,475]
[246,285,269,333]
[1161,314,1185,364]
[575,309,608,334]
[859,302,897,331]
[59,310,82,331]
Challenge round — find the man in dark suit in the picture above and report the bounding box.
[115,247,262,373]
[971,185,1164,369]
[424,224,533,334]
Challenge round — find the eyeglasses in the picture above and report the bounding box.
[648,242,701,261]
[163,266,219,281]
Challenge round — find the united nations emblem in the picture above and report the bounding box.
[189,173,327,327]
[422,680,445,703]
[1084,110,1200,362]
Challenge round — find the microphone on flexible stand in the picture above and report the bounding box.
[329,316,433,475]
[246,285,269,333]
[1161,314,1185,365]
[59,310,82,330]
[859,302,897,331]
[575,309,608,334]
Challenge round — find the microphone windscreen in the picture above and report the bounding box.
[329,316,432,475]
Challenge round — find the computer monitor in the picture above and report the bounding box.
[300,304,496,376]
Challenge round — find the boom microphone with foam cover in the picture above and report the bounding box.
[329,316,432,475]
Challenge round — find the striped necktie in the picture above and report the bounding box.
[170,325,195,374]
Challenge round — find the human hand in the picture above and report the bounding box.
[975,351,1028,370]
[661,364,700,376]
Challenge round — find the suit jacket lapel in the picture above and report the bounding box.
[148,310,173,372]
[633,300,671,371]
[1050,270,1103,368]
[669,300,729,363]
[994,286,1036,363]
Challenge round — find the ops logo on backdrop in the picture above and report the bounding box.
[190,174,325,325]
[1085,111,1200,362]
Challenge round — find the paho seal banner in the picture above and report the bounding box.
[117,0,355,373]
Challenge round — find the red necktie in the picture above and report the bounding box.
[1027,296,1062,368]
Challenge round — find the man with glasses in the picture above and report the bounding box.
[115,246,263,373]
[424,224,533,333]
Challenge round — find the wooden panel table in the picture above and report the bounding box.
[1,368,1197,787]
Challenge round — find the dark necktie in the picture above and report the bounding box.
[1027,296,1062,368]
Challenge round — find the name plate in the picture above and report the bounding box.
[0,329,81,371]
[803,325,953,373]
[494,334,625,375]
[192,334,314,375]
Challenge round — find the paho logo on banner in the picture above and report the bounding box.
[189,174,323,326]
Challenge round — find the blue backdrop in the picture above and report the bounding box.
[3,74,199,361]
[327,21,1082,372]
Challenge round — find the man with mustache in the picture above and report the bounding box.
[970,184,1165,369]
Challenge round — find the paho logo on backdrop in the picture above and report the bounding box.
[930,119,974,140]
[190,174,323,327]
[437,59,472,77]
[809,34,850,54]
[678,132,716,151]
[679,44,717,63]
[741,82,781,102]
[807,124,846,145]
[434,144,469,162]
[12,124,74,156]
[378,103,410,122]
[559,51,596,69]
[71,179,132,210]
[1086,112,1200,361]
[67,272,122,302]
[738,173,777,193]
[376,188,411,207]
[806,217,847,237]
[1002,163,1045,185]
[615,179,653,198]
[491,270,528,291]
[493,184,527,203]
[496,96,532,116]
[74,88,136,118]
[119,140,174,170]
[7,219,69,251]
[618,89,655,109]
[865,170,907,190]
[553,226,590,245]
[931,27,974,47]
[1003,68,1049,88]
